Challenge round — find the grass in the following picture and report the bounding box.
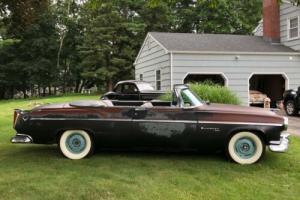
[0,95,300,200]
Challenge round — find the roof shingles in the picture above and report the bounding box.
[149,32,296,53]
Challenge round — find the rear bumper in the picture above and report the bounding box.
[11,134,33,144]
[269,132,290,153]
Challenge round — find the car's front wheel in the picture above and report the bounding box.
[285,100,297,116]
[59,130,94,160]
[227,132,265,165]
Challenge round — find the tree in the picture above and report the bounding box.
[79,0,144,90]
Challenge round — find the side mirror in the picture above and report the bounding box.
[206,100,211,105]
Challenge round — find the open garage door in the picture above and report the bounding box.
[249,74,287,108]
[184,73,227,86]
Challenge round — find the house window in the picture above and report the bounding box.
[139,74,143,81]
[155,70,161,90]
[288,16,299,39]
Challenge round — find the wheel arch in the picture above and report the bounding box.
[226,127,267,146]
[55,128,96,144]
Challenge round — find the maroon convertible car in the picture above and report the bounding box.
[11,85,289,164]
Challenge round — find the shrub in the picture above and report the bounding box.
[189,82,241,105]
[159,82,241,105]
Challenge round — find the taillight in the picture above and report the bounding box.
[13,109,21,128]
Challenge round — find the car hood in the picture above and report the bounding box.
[199,103,277,116]
[194,103,285,125]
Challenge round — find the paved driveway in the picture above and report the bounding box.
[276,110,300,136]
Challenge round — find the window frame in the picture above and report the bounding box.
[155,69,161,90]
[287,16,300,40]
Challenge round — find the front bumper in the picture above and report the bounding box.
[11,134,33,144]
[269,132,290,153]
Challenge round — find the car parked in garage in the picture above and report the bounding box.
[101,80,166,101]
[12,84,289,164]
[283,87,300,116]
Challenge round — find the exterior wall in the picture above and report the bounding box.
[172,53,300,105]
[134,36,171,91]
[280,3,300,51]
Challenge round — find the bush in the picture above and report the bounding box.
[159,82,241,105]
[189,82,241,105]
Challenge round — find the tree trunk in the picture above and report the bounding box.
[107,79,113,91]
[79,80,86,93]
[42,87,46,97]
[48,85,52,95]
[75,79,80,93]
[38,85,41,97]
[56,0,71,94]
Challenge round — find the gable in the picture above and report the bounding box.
[134,33,168,65]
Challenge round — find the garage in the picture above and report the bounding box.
[249,73,288,108]
[183,73,227,86]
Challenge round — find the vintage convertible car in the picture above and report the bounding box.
[11,85,289,164]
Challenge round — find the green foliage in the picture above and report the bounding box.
[189,82,241,105]
[0,0,263,99]
[160,82,241,105]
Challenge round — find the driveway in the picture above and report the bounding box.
[276,110,300,136]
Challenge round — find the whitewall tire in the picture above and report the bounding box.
[59,130,93,160]
[227,132,265,165]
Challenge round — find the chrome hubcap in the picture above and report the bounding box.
[286,103,294,114]
[66,133,86,154]
[234,137,256,159]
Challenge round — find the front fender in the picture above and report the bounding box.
[100,91,116,100]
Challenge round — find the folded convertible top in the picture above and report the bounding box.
[69,100,108,108]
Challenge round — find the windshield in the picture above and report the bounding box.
[180,88,204,107]
[137,83,154,91]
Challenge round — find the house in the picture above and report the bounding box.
[134,0,300,107]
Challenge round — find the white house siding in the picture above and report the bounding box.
[135,36,171,90]
[172,53,300,105]
[280,3,300,51]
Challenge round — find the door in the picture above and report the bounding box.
[131,106,198,149]
[94,106,133,148]
[121,83,140,100]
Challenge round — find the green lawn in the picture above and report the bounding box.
[0,95,300,200]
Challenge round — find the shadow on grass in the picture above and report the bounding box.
[3,144,227,162]
[0,144,289,173]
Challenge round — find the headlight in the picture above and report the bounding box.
[283,116,288,130]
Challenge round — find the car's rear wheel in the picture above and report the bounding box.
[285,100,297,116]
[59,130,94,160]
[227,132,265,165]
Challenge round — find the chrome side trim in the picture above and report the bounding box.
[199,121,283,127]
[30,117,283,126]
[269,132,290,153]
[31,118,131,122]
[133,119,197,124]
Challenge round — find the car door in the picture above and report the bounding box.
[131,106,198,149]
[121,83,140,100]
[93,106,134,148]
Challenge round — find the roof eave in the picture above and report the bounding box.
[168,50,300,56]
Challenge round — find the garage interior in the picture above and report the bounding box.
[184,74,225,86]
[249,74,286,108]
